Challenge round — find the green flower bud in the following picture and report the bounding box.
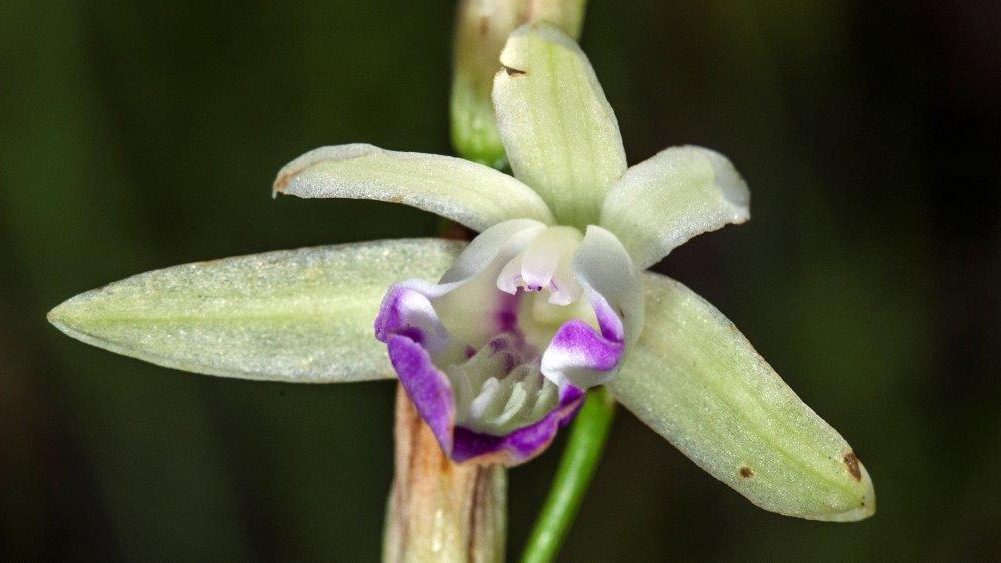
[451,0,587,168]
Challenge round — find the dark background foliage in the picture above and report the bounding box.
[2,0,998,560]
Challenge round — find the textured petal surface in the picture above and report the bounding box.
[493,23,627,228]
[48,239,464,383]
[274,144,554,231]
[609,273,875,521]
[600,146,750,269]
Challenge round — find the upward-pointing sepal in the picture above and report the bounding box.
[493,23,627,229]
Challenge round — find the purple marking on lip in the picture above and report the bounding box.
[377,282,459,454]
[395,326,425,344]
[494,291,519,332]
[589,292,625,343]
[386,319,586,465]
[386,334,455,454]
[374,284,410,343]
[548,319,624,372]
[539,293,627,388]
[375,281,458,358]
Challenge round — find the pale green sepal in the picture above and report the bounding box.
[451,0,588,168]
[493,23,626,229]
[608,273,875,521]
[48,239,465,383]
[273,144,554,231]
[600,146,751,270]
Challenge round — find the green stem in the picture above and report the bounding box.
[520,387,616,563]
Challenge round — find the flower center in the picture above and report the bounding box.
[442,226,595,435]
[494,225,599,351]
[375,220,638,462]
[496,225,583,305]
[445,332,559,435]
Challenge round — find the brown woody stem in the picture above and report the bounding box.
[383,384,507,563]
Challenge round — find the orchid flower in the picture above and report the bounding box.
[48,23,874,522]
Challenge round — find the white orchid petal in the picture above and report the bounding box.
[600,145,751,269]
[440,219,546,284]
[573,225,645,348]
[497,253,526,295]
[434,220,546,345]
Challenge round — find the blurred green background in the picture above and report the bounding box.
[2,0,999,560]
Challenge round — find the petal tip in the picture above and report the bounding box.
[47,294,87,335]
[272,143,378,197]
[46,293,120,356]
[692,145,751,212]
[46,301,65,326]
[801,453,876,522]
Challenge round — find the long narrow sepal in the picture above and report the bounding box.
[600,146,751,269]
[274,144,554,231]
[608,273,875,521]
[48,239,464,383]
[493,23,626,229]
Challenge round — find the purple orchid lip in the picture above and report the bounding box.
[375,282,595,466]
[384,334,456,454]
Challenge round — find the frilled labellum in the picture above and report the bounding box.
[375,219,643,465]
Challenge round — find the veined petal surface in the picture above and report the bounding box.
[48,239,464,383]
[493,23,627,228]
[609,273,875,521]
[274,144,554,231]
[600,146,750,269]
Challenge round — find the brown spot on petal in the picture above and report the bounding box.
[388,195,404,204]
[739,466,754,478]
[273,179,290,193]
[502,64,527,77]
[844,452,861,481]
